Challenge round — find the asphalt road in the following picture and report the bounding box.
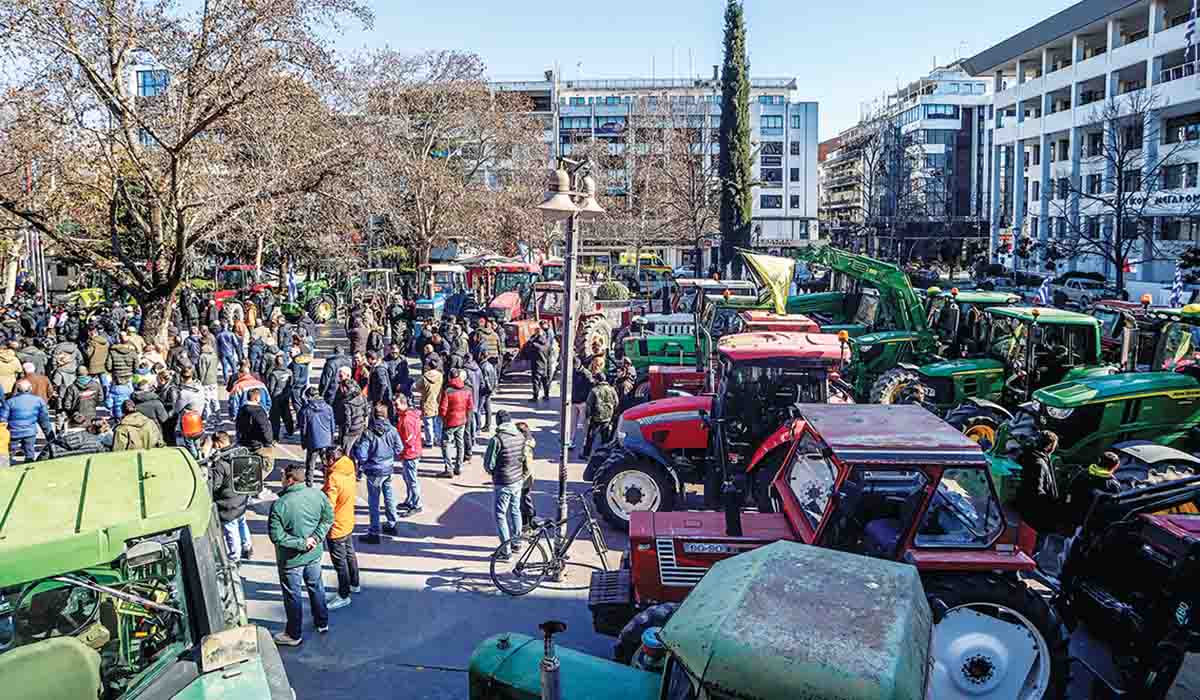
[236,322,1200,700]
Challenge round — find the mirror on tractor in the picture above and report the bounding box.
[231,455,265,494]
[124,540,166,569]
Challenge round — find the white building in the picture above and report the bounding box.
[964,0,1200,284]
[492,71,819,269]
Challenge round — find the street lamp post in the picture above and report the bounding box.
[537,160,605,552]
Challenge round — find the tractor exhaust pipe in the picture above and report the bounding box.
[722,478,743,537]
[539,621,567,700]
[1120,312,1136,372]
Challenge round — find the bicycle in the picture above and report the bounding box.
[489,489,610,596]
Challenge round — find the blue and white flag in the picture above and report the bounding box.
[286,263,297,302]
[1036,276,1053,305]
[1190,0,1199,64]
[1171,262,1185,307]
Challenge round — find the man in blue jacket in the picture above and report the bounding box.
[298,386,334,487]
[215,322,242,382]
[352,404,404,545]
[8,379,53,462]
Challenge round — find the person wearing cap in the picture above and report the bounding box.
[483,409,526,559]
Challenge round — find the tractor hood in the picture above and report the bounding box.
[469,633,659,700]
[916,357,1004,378]
[741,251,795,315]
[1035,371,1200,408]
[851,329,922,348]
[623,395,712,422]
[488,291,521,321]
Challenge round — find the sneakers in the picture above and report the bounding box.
[273,631,302,647]
[327,595,352,611]
[397,506,423,518]
[358,534,382,545]
[349,585,363,594]
[317,625,329,634]
[382,522,397,535]
[494,551,511,561]
[241,545,254,560]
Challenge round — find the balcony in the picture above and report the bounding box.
[1161,61,1197,84]
[760,127,784,137]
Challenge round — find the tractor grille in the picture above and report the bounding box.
[656,538,708,588]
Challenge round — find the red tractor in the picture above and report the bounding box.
[464,260,542,323]
[589,404,1067,700]
[584,330,845,529]
[210,264,274,312]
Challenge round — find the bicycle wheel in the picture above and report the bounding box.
[590,524,610,571]
[490,534,552,596]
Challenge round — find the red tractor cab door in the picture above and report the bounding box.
[769,423,841,545]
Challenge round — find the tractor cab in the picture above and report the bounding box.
[925,289,1020,356]
[1152,305,1200,374]
[540,258,564,282]
[524,281,568,327]
[486,263,541,322]
[211,264,268,310]
[414,263,467,320]
[671,278,757,315]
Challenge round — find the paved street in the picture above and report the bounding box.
[237,325,623,699]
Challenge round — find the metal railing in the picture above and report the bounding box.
[1161,61,1197,85]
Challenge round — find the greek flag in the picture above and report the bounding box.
[286,264,297,302]
[1171,262,1185,307]
[1036,277,1053,305]
[1190,0,1199,64]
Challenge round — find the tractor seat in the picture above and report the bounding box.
[863,518,903,557]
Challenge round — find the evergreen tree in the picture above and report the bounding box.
[718,0,753,277]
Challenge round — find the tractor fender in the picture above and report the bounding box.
[896,362,921,372]
[744,419,804,474]
[590,443,682,496]
[958,397,1013,422]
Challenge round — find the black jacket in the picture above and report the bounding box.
[209,456,250,523]
[368,364,393,406]
[333,382,370,436]
[526,334,553,378]
[236,402,273,449]
[571,367,594,406]
[132,390,169,426]
[1017,448,1059,533]
[487,423,527,486]
[266,368,294,401]
[319,353,352,403]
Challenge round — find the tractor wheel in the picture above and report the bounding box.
[752,450,789,513]
[307,294,336,324]
[577,315,613,356]
[946,404,1006,451]
[870,368,931,405]
[923,573,1068,700]
[596,457,676,531]
[613,603,679,665]
[630,378,651,406]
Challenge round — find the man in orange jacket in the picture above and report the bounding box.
[321,445,361,609]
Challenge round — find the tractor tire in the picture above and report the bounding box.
[752,449,790,513]
[630,378,651,406]
[923,573,1068,700]
[596,457,676,531]
[577,315,613,356]
[307,294,337,324]
[945,403,1006,451]
[870,368,931,405]
[613,603,679,665]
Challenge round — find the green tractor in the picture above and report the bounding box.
[988,304,1200,488]
[0,448,292,700]
[279,277,338,324]
[469,541,932,700]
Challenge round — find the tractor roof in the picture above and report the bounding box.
[219,264,255,271]
[676,278,757,291]
[0,448,211,588]
[532,281,565,292]
[801,404,988,465]
[933,290,1020,305]
[987,305,1099,326]
[542,258,564,266]
[1148,304,1200,324]
[718,332,843,363]
[422,263,467,273]
[660,541,931,700]
[736,310,822,333]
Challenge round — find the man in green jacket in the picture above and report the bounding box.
[268,464,335,646]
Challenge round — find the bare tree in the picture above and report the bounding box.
[348,50,546,265]
[0,0,370,341]
[835,116,924,258]
[1048,90,1200,294]
[658,107,722,271]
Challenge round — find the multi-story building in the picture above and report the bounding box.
[818,62,992,256]
[491,71,819,270]
[965,0,1199,284]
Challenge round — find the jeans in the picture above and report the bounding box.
[219,354,237,382]
[278,560,329,639]
[464,412,477,461]
[365,473,397,535]
[494,483,523,554]
[423,415,442,447]
[570,403,587,446]
[326,534,360,599]
[520,475,536,526]
[12,436,38,463]
[479,393,493,432]
[399,458,422,509]
[531,374,550,402]
[441,424,465,475]
[305,447,325,487]
[222,516,252,562]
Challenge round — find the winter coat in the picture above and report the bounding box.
[479,359,499,397]
[183,335,202,367]
[439,376,474,428]
[484,422,526,486]
[266,367,293,401]
[367,363,393,407]
[105,343,138,384]
[386,355,410,394]
[299,398,335,450]
[268,483,334,569]
[347,322,369,355]
[196,350,220,386]
[131,390,169,426]
[235,402,273,449]
[572,367,594,407]
[111,411,164,451]
[322,455,358,540]
[228,374,270,421]
[289,356,311,404]
[352,416,404,477]
[23,373,53,404]
[0,349,23,394]
[463,359,482,408]
[84,335,110,375]
[333,381,370,437]
[587,382,618,425]
[61,375,104,422]
[106,382,135,420]
[1017,448,1060,533]
[526,334,553,378]
[476,327,502,360]
[319,352,351,403]
[396,408,423,460]
[7,392,51,440]
[414,368,444,418]
[18,346,47,376]
[216,330,242,361]
[208,455,249,523]
[175,381,207,416]
[166,345,191,373]
[52,342,82,374]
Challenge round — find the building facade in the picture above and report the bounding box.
[965,0,1200,284]
[492,72,819,269]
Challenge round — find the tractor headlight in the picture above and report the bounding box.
[1045,405,1074,420]
[855,343,873,354]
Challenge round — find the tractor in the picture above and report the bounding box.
[588,403,1068,699]
[209,264,274,313]
[540,257,564,283]
[279,276,338,324]
[584,330,845,529]
[413,263,468,321]
[463,261,541,323]
[0,447,293,700]
[471,541,933,700]
[1087,297,1162,366]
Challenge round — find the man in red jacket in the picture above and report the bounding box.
[395,394,424,516]
[438,368,474,478]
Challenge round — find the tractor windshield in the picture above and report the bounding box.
[541,265,564,282]
[987,316,1096,384]
[360,270,390,291]
[1156,321,1200,370]
[780,434,838,531]
[1093,307,1123,342]
[493,271,532,296]
[216,268,249,291]
[701,304,743,342]
[526,289,563,317]
[914,468,1005,547]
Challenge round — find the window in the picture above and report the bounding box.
[924,104,960,120]
[1165,164,1185,189]
[761,154,782,166]
[790,141,801,156]
[1189,163,1198,188]
[604,96,620,105]
[761,115,784,134]
[790,114,802,129]
[1162,218,1200,241]
[137,70,169,97]
[568,97,585,106]
[760,194,783,209]
[1122,169,1142,192]
[559,117,590,130]
[138,128,155,147]
[761,168,783,186]
[1166,113,1200,144]
[1087,173,1103,194]
[1030,216,1039,235]
[711,115,721,129]
[1056,177,1070,200]
[915,469,1004,547]
[1087,132,1104,157]
[1058,141,1069,161]
[757,94,783,105]
[1031,181,1040,201]
[790,194,801,208]
[760,141,783,155]
[1122,124,1144,149]
[789,167,800,182]
[781,435,836,530]
[1030,144,1040,166]
[587,97,594,105]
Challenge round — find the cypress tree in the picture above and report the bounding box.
[718,0,752,277]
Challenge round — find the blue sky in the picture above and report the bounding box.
[336,0,1077,139]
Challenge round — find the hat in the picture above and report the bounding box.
[496,409,512,425]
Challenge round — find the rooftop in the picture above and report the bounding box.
[988,305,1101,325]
[718,331,842,362]
[801,404,989,463]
